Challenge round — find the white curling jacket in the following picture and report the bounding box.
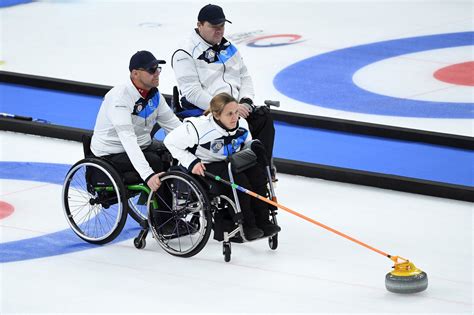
[91,79,181,181]
[163,114,252,171]
[172,30,255,110]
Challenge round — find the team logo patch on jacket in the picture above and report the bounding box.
[133,101,145,114]
[211,140,224,153]
[133,92,161,119]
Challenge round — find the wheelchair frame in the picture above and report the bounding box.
[217,161,278,261]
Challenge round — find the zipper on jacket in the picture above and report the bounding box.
[217,53,233,96]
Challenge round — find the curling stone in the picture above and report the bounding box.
[385,257,428,294]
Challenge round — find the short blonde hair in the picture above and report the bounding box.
[204,93,238,117]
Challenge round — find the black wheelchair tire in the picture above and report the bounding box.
[269,234,278,250]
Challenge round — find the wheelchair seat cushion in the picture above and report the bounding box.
[122,171,142,185]
[87,166,142,186]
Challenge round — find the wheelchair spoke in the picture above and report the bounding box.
[69,203,93,226]
[177,229,182,252]
[94,208,110,237]
[183,184,193,206]
[153,215,175,232]
[156,183,174,212]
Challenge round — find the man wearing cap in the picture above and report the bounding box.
[171,4,276,180]
[91,50,181,191]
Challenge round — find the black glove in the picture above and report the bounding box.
[239,97,256,113]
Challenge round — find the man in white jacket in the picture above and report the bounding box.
[91,50,181,191]
[171,4,276,179]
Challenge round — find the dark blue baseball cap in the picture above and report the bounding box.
[198,4,232,25]
[129,51,166,72]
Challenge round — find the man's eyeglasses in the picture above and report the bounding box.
[139,66,162,74]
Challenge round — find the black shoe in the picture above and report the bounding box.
[229,235,244,243]
[243,227,264,240]
[260,223,281,237]
[256,217,281,237]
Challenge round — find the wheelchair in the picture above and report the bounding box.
[145,143,279,262]
[62,135,278,262]
[61,135,162,245]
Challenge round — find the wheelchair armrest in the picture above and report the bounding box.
[171,86,183,113]
[242,139,269,166]
[227,148,258,174]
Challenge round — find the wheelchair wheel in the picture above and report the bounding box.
[134,237,146,249]
[223,242,231,262]
[62,158,128,244]
[269,234,278,250]
[148,171,212,258]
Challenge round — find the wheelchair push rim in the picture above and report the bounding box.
[62,159,128,244]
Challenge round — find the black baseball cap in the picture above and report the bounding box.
[198,4,232,25]
[129,51,166,72]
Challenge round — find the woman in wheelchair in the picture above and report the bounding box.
[164,93,281,240]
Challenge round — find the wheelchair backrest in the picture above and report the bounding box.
[170,86,205,119]
[82,134,93,158]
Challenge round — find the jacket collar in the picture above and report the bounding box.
[126,79,158,101]
[192,29,230,51]
[208,114,240,135]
